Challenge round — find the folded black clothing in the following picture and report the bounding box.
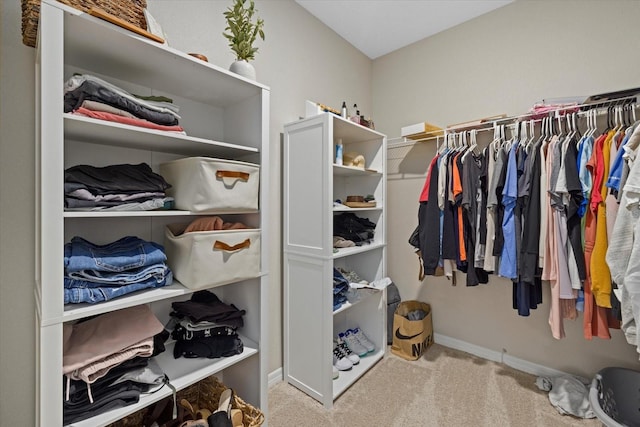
[333,213,376,245]
[65,163,171,196]
[171,291,246,328]
[64,80,179,126]
[64,379,148,407]
[173,334,244,359]
[171,324,236,341]
[63,386,142,424]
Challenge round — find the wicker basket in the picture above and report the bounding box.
[21,0,148,48]
[107,375,265,427]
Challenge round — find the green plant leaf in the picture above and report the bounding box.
[223,0,265,61]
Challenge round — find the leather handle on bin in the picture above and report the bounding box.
[213,238,251,252]
[216,170,250,181]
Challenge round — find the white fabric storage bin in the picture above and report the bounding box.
[160,157,260,212]
[165,223,261,290]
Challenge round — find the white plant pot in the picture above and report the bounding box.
[229,60,256,80]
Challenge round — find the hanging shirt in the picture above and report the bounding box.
[583,133,611,340]
[577,134,594,218]
[452,152,467,265]
[484,142,498,272]
[499,142,519,280]
[591,130,616,308]
[607,125,640,345]
[564,136,586,284]
[418,155,442,275]
[543,136,565,339]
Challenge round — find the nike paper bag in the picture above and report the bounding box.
[391,300,433,361]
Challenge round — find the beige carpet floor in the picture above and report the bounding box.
[268,344,601,427]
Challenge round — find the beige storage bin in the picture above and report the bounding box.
[160,157,260,212]
[165,223,261,290]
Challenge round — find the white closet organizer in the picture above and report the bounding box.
[34,1,269,426]
[283,113,387,408]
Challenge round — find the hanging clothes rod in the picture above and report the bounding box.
[388,94,639,148]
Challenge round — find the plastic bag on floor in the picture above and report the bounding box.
[535,375,595,419]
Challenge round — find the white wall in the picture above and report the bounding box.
[0,1,371,425]
[372,0,640,378]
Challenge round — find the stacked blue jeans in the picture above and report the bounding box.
[333,268,349,311]
[64,236,173,304]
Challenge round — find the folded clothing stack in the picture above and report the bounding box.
[170,291,245,359]
[64,235,173,304]
[333,212,376,246]
[64,162,173,211]
[64,74,184,133]
[333,268,349,311]
[63,305,167,424]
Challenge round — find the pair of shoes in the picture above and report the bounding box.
[333,345,353,371]
[207,388,233,427]
[334,337,360,365]
[339,327,375,356]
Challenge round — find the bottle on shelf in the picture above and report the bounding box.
[350,104,361,125]
[335,138,343,165]
[341,101,348,119]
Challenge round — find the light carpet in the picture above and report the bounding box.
[268,344,600,426]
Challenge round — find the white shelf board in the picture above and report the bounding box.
[333,206,383,213]
[332,348,384,400]
[64,209,258,218]
[61,282,195,324]
[64,114,258,158]
[333,242,385,259]
[60,274,263,324]
[332,115,386,142]
[333,289,382,316]
[67,338,259,427]
[333,164,381,176]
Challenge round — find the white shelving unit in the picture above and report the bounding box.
[34,2,269,425]
[283,113,387,408]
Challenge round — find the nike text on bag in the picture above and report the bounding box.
[391,300,433,361]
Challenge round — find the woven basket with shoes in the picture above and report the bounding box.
[21,0,148,47]
[107,375,264,427]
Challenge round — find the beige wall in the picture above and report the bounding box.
[372,0,640,378]
[0,1,371,424]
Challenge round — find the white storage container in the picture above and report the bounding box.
[160,157,260,212]
[165,223,261,290]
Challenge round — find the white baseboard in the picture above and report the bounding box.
[434,333,571,378]
[268,367,283,388]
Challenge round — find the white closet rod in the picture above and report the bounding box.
[388,94,639,148]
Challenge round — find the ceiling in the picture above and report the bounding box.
[295,0,513,59]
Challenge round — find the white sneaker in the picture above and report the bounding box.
[335,339,360,365]
[333,347,353,371]
[340,330,368,356]
[350,327,375,353]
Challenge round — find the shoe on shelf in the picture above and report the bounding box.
[350,327,375,353]
[334,338,360,365]
[333,346,353,371]
[333,365,339,380]
[339,330,368,356]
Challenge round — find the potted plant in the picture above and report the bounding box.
[223,0,265,80]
